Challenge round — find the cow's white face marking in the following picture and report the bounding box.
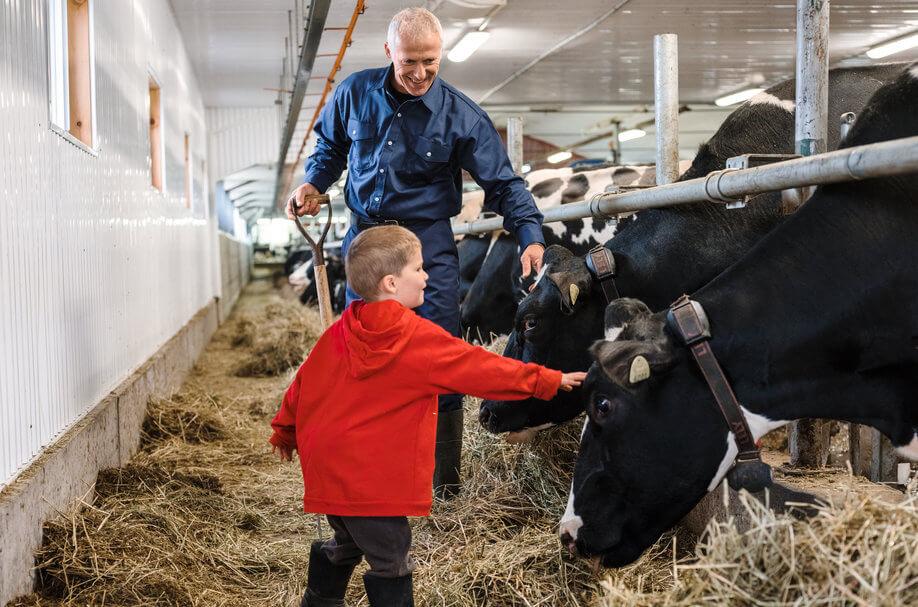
[895,433,918,460]
[748,92,796,113]
[706,407,787,492]
[909,64,918,80]
[604,326,624,342]
[533,263,550,287]
[559,418,590,541]
[485,230,502,256]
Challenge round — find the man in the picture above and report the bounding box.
[287,7,545,498]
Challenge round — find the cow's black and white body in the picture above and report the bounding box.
[478,63,907,436]
[459,164,668,339]
[562,64,918,568]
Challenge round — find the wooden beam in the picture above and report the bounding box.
[67,0,92,146]
[149,79,162,191]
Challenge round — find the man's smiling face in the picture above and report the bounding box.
[385,31,442,97]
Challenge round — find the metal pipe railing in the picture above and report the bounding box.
[451,135,918,236]
[654,34,679,185]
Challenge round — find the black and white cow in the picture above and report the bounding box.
[284,248,313,277]
[292,249,348,313]
[478,63,907,437]
[561,63,918,568]
[459,164,669,339]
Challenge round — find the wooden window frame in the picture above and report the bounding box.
[149,74,164,192]
[47,0,97,154]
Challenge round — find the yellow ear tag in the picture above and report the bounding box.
[629,355,651,384]
[569,283,580,306]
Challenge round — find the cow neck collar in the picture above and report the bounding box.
[585,245,619,303]
[665,294,773,493]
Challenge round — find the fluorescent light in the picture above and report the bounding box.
[617,129,646,142]
[714,88,765,107]
[448,31,491,63]
[327,187,341,198]
[547,150,572,164]
[866,33,918,59]
[520,163,531,173]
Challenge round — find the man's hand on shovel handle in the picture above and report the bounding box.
[286,182,323,219]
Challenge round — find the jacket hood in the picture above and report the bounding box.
[340,300,419,379]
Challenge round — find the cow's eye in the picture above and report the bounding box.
[594,396,613,418]
[524,317,537,332]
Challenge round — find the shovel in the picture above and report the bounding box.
[290,193,335,330]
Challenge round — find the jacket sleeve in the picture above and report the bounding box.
[424,327,561,401]
[269,369,301,450]
[457,115,545,251]
[304,85,350,193]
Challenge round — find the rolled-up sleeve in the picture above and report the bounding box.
[304,88,349,193]
[458,116,545,250]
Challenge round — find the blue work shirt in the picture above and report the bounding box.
[304,65,545,250]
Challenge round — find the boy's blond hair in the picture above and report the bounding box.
[345,226,422,301]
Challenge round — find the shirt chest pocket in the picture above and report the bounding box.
[403,134,452,179]
[347,118,376,170]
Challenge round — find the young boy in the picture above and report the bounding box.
[269,226,585,607]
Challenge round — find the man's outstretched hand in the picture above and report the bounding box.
[520,243,545,279]
[286,182,323,219]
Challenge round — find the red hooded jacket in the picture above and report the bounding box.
[269,299,561,517]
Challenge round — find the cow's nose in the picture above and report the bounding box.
[560,530,579,557]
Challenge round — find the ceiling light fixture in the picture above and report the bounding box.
[617,129,647,142]
[547,150,572,164]
[714,88,765,107]
[448,31,491,63]
[866,32,918,59]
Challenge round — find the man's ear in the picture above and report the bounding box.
[384,42,392,60]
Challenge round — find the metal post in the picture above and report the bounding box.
[507,116,524,175]
[788,0,831,469]
[654,34,679,185]
[609,120,622,165]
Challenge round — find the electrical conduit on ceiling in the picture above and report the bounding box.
[279,0,366,209]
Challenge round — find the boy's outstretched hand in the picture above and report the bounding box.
[559,371,588,392]
[272,444,296,462]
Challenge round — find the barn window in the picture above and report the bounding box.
[47,0,96,150]
[149,76,163,191]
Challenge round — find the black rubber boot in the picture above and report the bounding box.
[433,408,464,499]
[363,572,414,607]
[300,540,357,607]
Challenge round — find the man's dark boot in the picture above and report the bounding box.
[433,408,464,499]
[363,572,414,607]
[300,540,357,607]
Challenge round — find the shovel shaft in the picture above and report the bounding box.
[313,263,335,329]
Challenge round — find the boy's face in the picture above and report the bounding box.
[391,247,428,308]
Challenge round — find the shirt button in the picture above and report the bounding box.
[352,130,356,135]
[379,169,385,173]
[426,152,432,157]
[374,196,380,201]
[397,113,402,117]
[387,141,393,146]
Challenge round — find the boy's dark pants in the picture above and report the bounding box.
[343,220,465,496]
[322,515,414,577]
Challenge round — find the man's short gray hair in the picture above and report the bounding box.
[387,7,443,47]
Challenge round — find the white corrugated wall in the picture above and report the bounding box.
[0,0,216,486]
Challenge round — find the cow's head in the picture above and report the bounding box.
[478,245,607,434]
[561,298,738,567]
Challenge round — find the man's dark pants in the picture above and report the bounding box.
[343,220,465,495]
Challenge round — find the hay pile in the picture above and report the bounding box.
[232,300,323,377]
[599,486,918,606]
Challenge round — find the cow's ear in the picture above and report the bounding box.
[589,338,677,387]
[603,299,652,336]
